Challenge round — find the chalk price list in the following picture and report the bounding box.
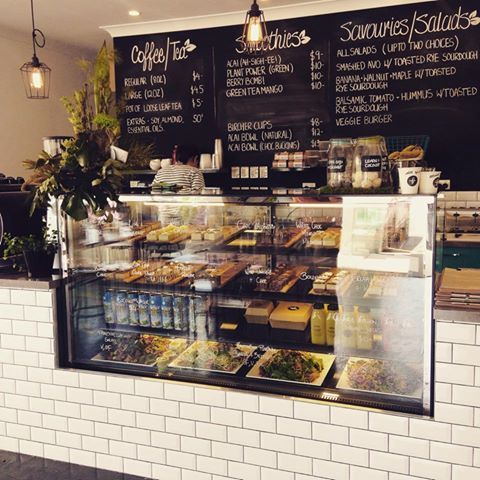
[224,54,304,153]
[334,34,479,128]
[122,67,210,136]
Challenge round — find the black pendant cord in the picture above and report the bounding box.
[30,0,45,60]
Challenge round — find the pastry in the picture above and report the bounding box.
[388,144,424,161]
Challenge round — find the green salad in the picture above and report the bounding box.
[259,349,323,383]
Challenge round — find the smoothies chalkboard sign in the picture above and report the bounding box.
[114,0,480,189]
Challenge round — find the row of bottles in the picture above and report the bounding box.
[310,303,374,350]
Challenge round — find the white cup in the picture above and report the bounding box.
[149,159,161,171]
[398,167,422,194]
[160,158,172,169]
[419,170,441,194]
[199,153,212,170]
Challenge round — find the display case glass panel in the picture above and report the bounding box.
[60,194,435,415]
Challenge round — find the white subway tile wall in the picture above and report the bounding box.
[0,287,480,480]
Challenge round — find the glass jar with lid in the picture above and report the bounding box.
[352,137,384,189]
[327,138,354,188]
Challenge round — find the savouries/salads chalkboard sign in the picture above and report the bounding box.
[114,0,480,189]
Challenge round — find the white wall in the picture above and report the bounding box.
[0,27,94,179]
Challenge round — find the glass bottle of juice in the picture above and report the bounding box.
[340,305,357,350]
[311,303,326,345]
[357,306,374,350]
[326,304,338,347]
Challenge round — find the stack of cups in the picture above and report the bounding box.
[398,166,441,194]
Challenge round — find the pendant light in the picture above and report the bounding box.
[20,0,51,99]
[242,0,268,52]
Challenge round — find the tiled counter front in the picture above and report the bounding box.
[1,286,480,480]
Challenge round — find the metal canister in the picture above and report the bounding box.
[138,292,151,327]
[115,290,129,325]
[103,289,116,324]
[127,291,139,326]
[149,293,163,328]
[161,294,174,330]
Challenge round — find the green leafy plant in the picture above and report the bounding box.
[2,229,58,270]
[23,42,125,221]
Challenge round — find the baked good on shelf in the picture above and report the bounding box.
[313,271,335,292]
[146,224,191,243]
[309,227,341,248]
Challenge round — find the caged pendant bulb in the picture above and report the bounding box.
[30,68,44,89]
[20,0,51,99]
[242,0,268,52]
[247,16,263,43]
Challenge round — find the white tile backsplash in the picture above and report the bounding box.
[0,287,479,480]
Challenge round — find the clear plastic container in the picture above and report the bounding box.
[352,137,383,189]
[327,138,354,188]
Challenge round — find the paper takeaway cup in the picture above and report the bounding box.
[398,167,422,194]
[419,170,441,194]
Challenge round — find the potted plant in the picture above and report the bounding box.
[2,228,58,278]
[23,43,125,221]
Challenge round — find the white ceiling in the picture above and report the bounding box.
[0,0,319,54]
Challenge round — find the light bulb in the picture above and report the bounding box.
[30,69,44,89]
[247,17,263,43]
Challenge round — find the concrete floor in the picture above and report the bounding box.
[0,451,148,480]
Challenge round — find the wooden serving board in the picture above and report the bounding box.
[284,229,308,248]
[133,263,206,286]
[162,263,206,286]
[438,268,480,295]
[208,262,247,288]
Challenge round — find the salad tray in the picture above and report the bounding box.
[336,357,423,398]
[247,348,336,386]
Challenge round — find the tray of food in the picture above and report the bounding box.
[193,261,247,291]
[309,269,352,295]
[136,262,206,286]
[336,357,423,398]
[93,334,189,370]
[307,227,341,249]
[168,340,256,374]
[255,264,307,293]
[145,225,192,244]
[247,348,335,386]
[104,261,164,284]
[191,226,241,243]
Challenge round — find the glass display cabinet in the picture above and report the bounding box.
[59,193,435,415]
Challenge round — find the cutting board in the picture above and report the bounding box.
[438,268,480,295]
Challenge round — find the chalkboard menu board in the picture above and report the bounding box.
[114,0,480,189]
[215,16,330,161]
[114,30,215,154]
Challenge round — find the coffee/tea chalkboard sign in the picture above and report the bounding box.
[114,30,215,155]
[114,0,480,189]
